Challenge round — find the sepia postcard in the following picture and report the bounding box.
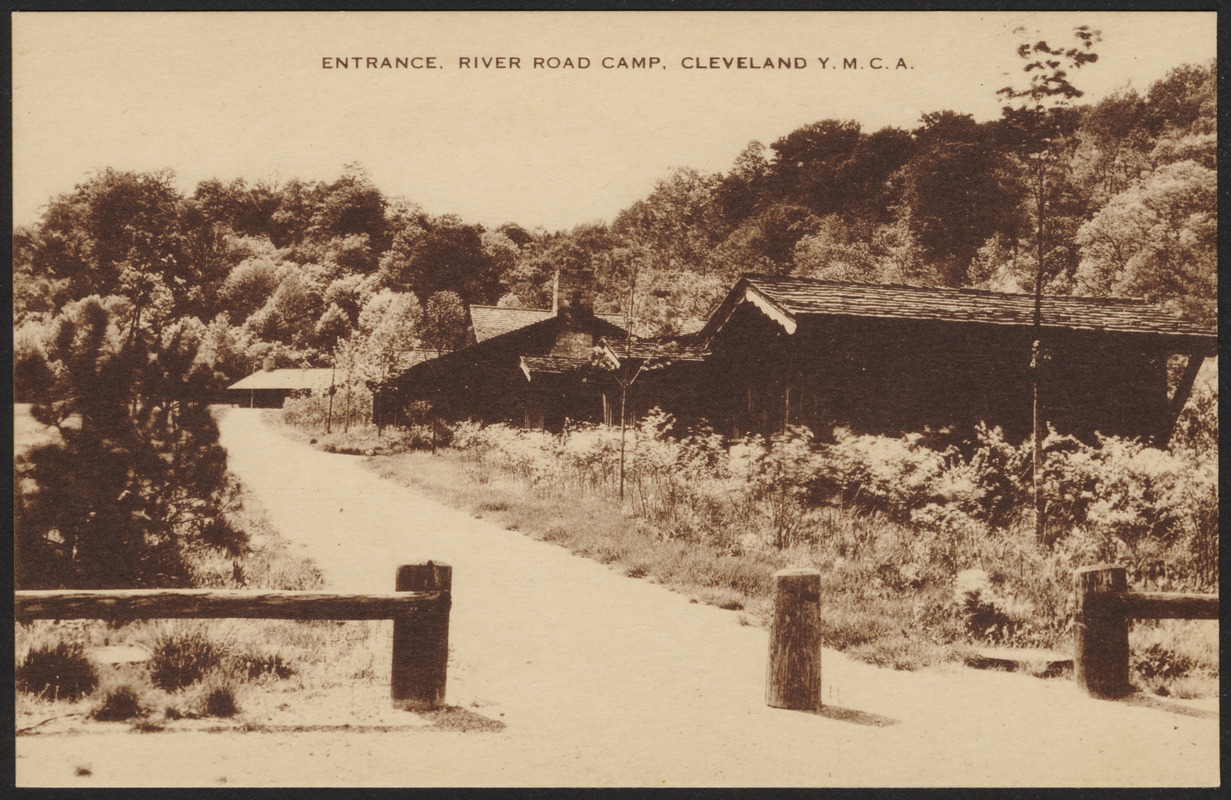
[12,10,1219,788]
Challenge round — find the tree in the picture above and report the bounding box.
[481,230,521,290]
[612,168,725,275]
[218,250,283,322]
[997,23,1101,542]
[16,297,241,589]
[793,215,879,282]
[766,119,863,217]
[399,220,498,304]
[23,169,200,326]
[1069,87,1152,209]
[356,289,424,383]
[841,126,916,226]
[1075,160,1215,325]
[420,291,467,354]
[896,113,1021,285]
[502,237,590,309]
[245,267,324,348]
[307,162,387,248]
[757,203,821,274]
[714,141,769,224]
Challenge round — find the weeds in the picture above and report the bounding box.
[149,629,224,692]
[16,642,98,701]
[234,651,295,680]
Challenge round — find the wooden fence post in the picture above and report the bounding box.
[766,568,822,710]
[392,562,452,710]
[1074,564,1131,699]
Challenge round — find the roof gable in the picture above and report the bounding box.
[384,308,630,388]
[469,305,627,343]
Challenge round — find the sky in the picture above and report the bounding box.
[11,11,1216,233]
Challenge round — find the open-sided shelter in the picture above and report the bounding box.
[227,367,336,408]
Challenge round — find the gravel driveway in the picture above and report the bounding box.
[16,408,1219,787]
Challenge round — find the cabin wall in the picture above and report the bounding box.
[695,305,1171,443]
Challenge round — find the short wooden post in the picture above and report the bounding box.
[766,568,822,710]
[1074,565,1131,699]
[392,562,452,710]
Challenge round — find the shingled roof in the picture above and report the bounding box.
[597,335,711,363]
[470,305,626,343]
[701,275,1215,346]
[519,355,595,380]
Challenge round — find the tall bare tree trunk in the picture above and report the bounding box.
[1032,165,1046,543]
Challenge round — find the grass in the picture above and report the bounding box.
[150,629,224,692]
[91,685,145,721]
[272,410,438,457]
[1129,619,1219,699]
[200,680,241,718]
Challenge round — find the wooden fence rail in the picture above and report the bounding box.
[1074,564,1218,699]
[15,561,452,711]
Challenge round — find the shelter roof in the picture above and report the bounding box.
[228,368,336,391]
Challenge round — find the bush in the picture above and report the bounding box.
[15,299,241,590]
[811,428,953,520]
[91,685,145,721]
[734,427,822,549]
[16,641,99,701]
[150,630,223,691]
[283,382,373,432]
[200,681,240,717]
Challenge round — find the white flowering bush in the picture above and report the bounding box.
[1042,432,1216,590]
[811,429,953,520]
[734,427,824,550]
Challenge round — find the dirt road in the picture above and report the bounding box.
[16,409,1219,787]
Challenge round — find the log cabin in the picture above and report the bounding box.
[374,270,1216,445]
[373,268,628,429]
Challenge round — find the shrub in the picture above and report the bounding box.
[283,383,373,432]
[150,630,223,691]
[91,685,145,721]
[811,428,953,519]
[734,427,822,549]
[442,408,1218,671]
[200,681,240,717]
[16,641,98,701]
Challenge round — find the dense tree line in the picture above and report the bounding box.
[14,60,1214,380]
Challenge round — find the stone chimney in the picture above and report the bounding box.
[553,266,595,319]
[551,266,597,357]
